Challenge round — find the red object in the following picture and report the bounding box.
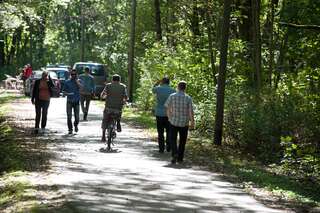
[23,66,32,78]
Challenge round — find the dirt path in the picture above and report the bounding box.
[8,97,287,213]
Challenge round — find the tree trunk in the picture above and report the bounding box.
[128,0,137,102]
[238,0,252,42]
[204,0,216,83]
[251,0,261,94]
[268,0,276,87]
[80,0,85,61]
[213,0,232,146]
[0,33,5,66]
[154,0,162,41]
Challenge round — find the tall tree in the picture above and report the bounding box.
[214,0,232,146]
[128,0,137,102]
[251,0,261,93]
[204,0,216,82]
[154,0,162,41]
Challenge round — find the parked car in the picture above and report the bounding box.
[46,67,70,92]
[25,70,61,97]
[72,62,108,96]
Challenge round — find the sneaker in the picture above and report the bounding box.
[34,129,39,134]
[68,130,73,134]
[75,126,78,132]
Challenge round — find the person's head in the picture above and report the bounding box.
[161,77,170,85]
[70,69,77,79]
[84,67,90,74]
[42,71,49,80]
[112,74,121,82]
[177,81,187,91]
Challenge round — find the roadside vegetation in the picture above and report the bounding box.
[0,92,52,212]
[123,106,320,211]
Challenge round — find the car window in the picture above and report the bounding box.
[49,71,58,79]
[33,71,43,79]
[75,64,105,76]
[57,71,67,80]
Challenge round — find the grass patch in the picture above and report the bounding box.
[187,138,320,210]
[0,92,50,173]
[122,107,156,132]
[0,179,34,207]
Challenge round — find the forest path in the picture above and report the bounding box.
[8,97,286,213]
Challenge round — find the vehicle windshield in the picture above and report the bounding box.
[49,71,58,79]
[56,71,67,80]
[75,64,105,76]
[33,71,43,79]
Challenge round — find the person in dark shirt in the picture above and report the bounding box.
[63,69,82,134]
[31,71,54,134]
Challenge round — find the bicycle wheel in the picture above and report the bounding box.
[107,125,113,150]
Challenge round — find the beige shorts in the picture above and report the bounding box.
[101,108,121,129]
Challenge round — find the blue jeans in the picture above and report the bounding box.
[67,101,79,131]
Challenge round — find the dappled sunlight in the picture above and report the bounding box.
[6,98,285,212]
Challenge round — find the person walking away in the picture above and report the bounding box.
[100,74,127,144]
[152,77,175,153]
[31,71,54,134]
[165,81,195,164]
[63,69,82,134]
[79,67,95,121]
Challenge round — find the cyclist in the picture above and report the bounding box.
[101,74,127,143]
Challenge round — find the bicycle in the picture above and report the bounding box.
[102,108,121,152]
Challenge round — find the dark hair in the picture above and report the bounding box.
[84,67,90,72]
[162,77,170,85]
[178,81,187,91]
[112,74,121,82]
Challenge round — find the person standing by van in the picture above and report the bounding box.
[79,67,95,121]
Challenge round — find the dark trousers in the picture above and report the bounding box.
[67,101,79,131]
[156,116,171,152]
[80,94,91,115]
[170,124,189,161]
[35,100,50,129]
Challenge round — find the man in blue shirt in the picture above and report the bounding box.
[152,77,176,153]
[63,69,82,134]
[79,67,95,121]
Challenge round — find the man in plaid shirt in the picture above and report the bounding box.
[165,81,195,164]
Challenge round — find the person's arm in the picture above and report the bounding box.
[48,75,54,88]
[189,98,195,129]
[91,77,96,95]
[100,85,108,99]
[152,79,161,93]
[31,80,38,104]
[164,96,172,118]
[123,86,128,104]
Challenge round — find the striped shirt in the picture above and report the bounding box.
[164,91,194,127]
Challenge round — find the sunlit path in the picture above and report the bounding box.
[10,97,286,213]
